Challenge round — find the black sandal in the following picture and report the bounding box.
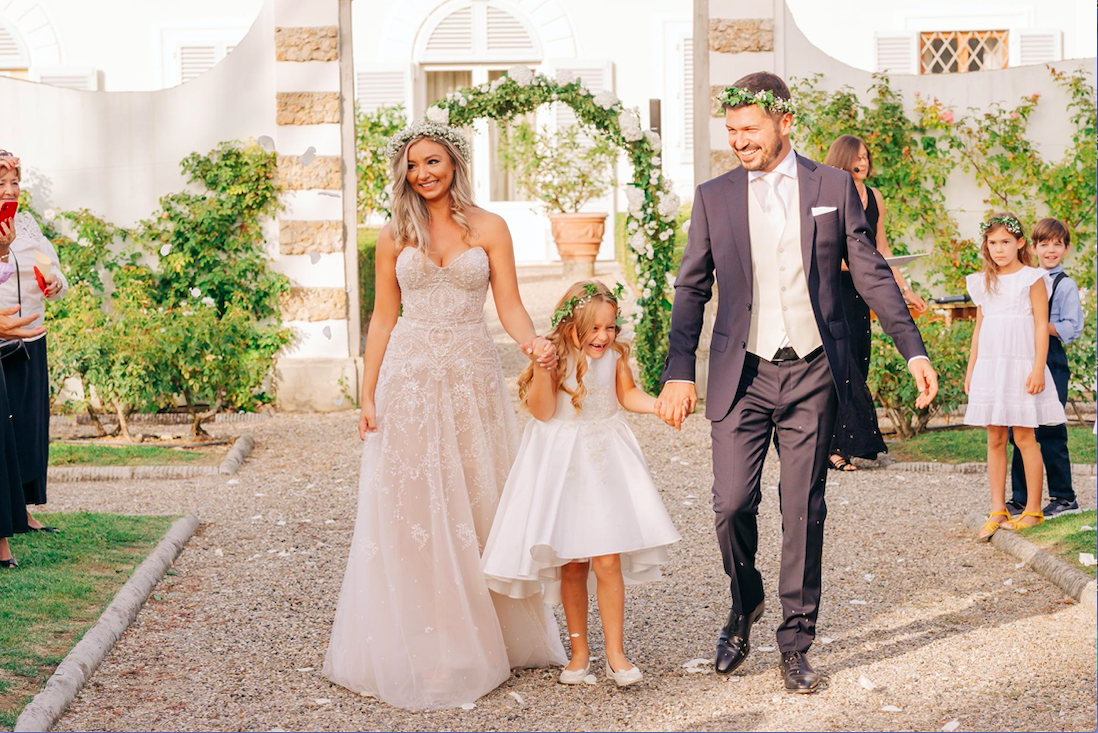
[828,454,858,472]
[0,557,18,568]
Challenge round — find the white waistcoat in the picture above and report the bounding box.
[745,182,824,360]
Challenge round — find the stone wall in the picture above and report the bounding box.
[279,287,348,321]
[708,18,773,54]
[275,92,340,125]
[276,155,341,190]
[274,26,339,62]
[278,220,344,254]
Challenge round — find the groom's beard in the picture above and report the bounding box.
[734,128,784,172]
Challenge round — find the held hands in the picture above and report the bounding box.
[520,337,558,370]
[1025,368,1045,395]
[0,305,45,340]
[654,382,697,430]
[909,358,938,409]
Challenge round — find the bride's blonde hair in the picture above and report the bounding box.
[518,280,629,413]
[389,135,475,255]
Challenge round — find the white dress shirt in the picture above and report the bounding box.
[0,213,69,339]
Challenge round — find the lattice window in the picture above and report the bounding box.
[920,30,1008,74]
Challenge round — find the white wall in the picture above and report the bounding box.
[784,0,1096,73]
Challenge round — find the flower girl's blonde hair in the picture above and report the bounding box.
[518,280,629,413]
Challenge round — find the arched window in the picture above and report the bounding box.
[0,18,30,71]
[415,0,541,63]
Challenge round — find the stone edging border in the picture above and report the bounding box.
[46,434,255,483]
[963,512,1097,618]
[887,461,1096,475]
[14,513,201,733]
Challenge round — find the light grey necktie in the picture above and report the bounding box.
[760,171,787,234]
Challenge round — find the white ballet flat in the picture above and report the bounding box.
[558,663,591,684]
[605,661,643,687]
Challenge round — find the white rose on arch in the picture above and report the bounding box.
[618,110,643,142]
[625,187,646,217]
[426,106,450,125]
[555,69,577,85]
[657,192,681,220]
[628,231,647,254]
[644,129,663,154]
[508,65,535,86]
[593,90,620,110]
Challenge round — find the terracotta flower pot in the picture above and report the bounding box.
[549,212,607,279]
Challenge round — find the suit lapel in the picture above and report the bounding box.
[797,154,822,275]
[721,168,752,283]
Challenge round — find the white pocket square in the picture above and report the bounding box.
[811,206,837,216]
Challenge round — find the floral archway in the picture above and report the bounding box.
[426,66,680,393]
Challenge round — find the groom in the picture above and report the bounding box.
[657,72,937,692]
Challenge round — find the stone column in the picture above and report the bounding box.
[270,0,361,411]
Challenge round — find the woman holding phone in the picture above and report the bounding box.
[0,150,66,541]
[822,135,928,471]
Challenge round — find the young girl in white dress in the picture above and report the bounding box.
[481,281,681,687]
[964,213,1066,540]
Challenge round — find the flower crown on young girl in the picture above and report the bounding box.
[384,121,471,162]
[550,282,626,329]
[716,86,797,114]
[979,215,1024,238]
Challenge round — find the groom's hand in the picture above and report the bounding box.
[656,381,697,430]
[909,358,938,409]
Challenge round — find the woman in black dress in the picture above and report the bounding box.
[823,135,928,470]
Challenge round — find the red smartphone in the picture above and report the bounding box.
[0,200,16,230]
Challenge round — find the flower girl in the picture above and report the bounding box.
[964,214,1066,540]
[481,281,680,687]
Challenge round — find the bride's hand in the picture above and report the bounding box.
[359,399,378,439]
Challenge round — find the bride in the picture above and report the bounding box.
[322,120,567,709]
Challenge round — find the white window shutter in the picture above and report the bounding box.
[0,21,29,68]
[179,45,217,83]
[356,66,410,114]
[425,6,474,58]
[484,5,537,56]
[874,32,918,75]
[32,67,99,90]
[1009,29,1062,67]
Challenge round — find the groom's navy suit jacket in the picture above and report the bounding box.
[662,154,928,421]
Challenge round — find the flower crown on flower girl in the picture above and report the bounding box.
[385,121,471,162]
[979,215,1024,238]
[551,282,626,329]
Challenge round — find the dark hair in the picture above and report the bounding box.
[723,71,791,121]
[1031,217,1071,248]
[824,134,873,178]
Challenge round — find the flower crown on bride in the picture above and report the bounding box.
[979,215,1024,238]
[716,86,797,114]
[551,282,627,329]
[384,121,471,163]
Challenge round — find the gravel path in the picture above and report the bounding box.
[46,263,1097,732]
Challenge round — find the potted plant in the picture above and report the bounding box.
[499,121,617,278]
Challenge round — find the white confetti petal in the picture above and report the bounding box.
[1079,553,1097,566]
[850,599,868,605]
[1015,561,1026,569]
[881,705,902,712]
[942,720,960,732]
[309,252,321,265]
[682,500,694,506]
[315,698,330,705]
[840,500,850,506]
[278,551,289,557]
[226,478,240,485]
[322,325,332,339]
[1014,587,1028,594]
[254,493,265,497]
[246,553,261,561]
[267,548,278,554]
[460,702,476,710]
[858,674,876,690]
[864,574,874,582]
[159,244,172,256]
[1003,578,1013,586]
[771,695,781,703]
[509,691,524,705]
[300,146,317,166]
[758,646,776,652]
[1079,525,1095,532]
[325,519,336,524]
[296,667,314,672]
[277,520,287,526]
[819,636,834,645]
[682,658,713,673]
[251,515,263,520]
[257,135,275,151]
[214,548,224,557]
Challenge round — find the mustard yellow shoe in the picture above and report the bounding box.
[1001,510,1044,531]
[977,510,1012,542]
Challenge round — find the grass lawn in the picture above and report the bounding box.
[1018,509,1098,578]
[0,512,178,729]
[49,442,223,467]
[886,425,1096,465]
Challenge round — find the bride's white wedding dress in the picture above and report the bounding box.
[322,246,566,710]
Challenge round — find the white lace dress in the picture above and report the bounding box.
[964,267,1066,427]
[481,351,681,604]
[323,246,566,710]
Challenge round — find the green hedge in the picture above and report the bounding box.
[614,208,690,287]
[358,226,380,334]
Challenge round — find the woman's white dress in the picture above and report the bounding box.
[964,267,1066,427]
[322,246,566,711]
[481,350,681,604]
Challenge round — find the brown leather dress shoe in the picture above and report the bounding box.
[780,651,820,693]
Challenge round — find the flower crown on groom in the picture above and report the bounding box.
[716,86,798,115]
